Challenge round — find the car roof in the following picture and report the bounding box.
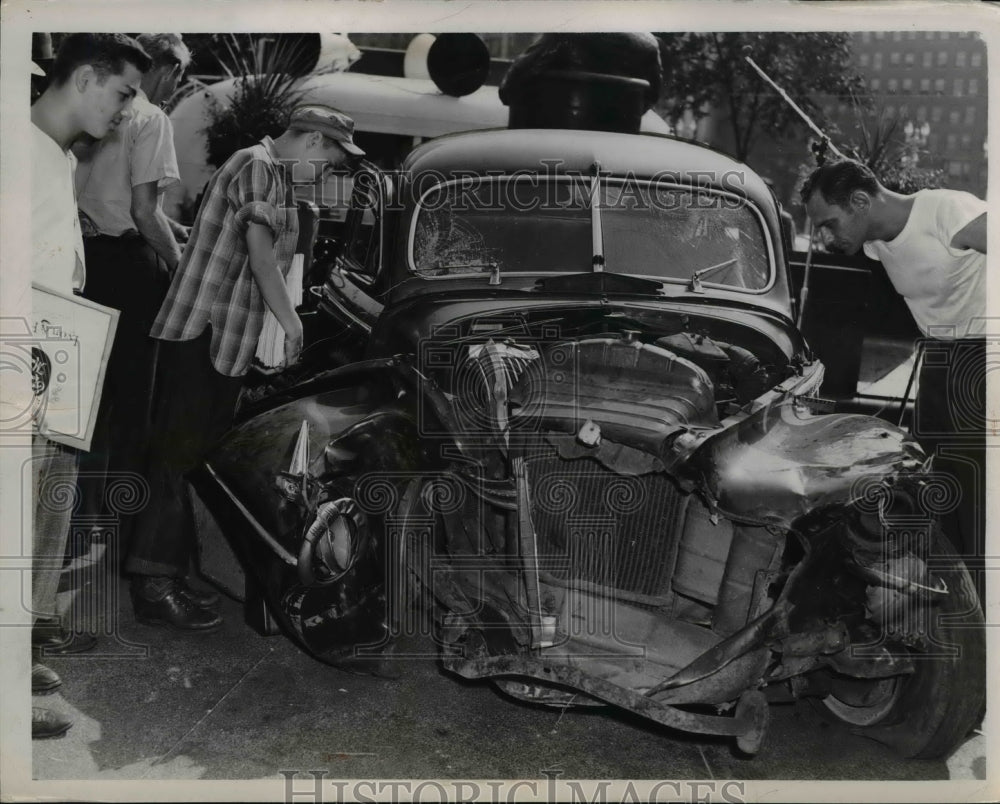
[297,72,673,138]
[403,128,772,208]
[166,71,672,217]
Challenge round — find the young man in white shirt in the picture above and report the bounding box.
[801,159,987,605]
[73,33,194,572]
[30,32,151,740]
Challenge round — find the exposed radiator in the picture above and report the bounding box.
[526,452,688,599]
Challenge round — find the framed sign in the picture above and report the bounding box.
[31,282,118,452]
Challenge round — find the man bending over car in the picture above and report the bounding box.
[126,105,364,630]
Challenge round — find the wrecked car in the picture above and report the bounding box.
[195,125,984,759]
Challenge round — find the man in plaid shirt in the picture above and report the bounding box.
[127,105,363,630]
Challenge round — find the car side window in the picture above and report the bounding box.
[340,169,385,284]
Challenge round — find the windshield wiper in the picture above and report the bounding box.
[430,261,502,285]
[590,161,605,273]
[687,258,738,293]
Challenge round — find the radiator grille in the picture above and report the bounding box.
[526,453,688,598]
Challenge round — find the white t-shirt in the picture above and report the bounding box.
[32,123,85,295]
[863,189,986,339]
[74,89,180,236]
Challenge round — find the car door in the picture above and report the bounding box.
[318,166,390,363]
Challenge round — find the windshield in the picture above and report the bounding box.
[409,177,773,291]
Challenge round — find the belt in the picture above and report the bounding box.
[84,229,142,240]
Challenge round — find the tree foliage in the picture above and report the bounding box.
[832,102,945,194]
[655,32,866,161]
[202,34,314,168]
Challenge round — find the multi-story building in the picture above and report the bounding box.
[823,30,987,197]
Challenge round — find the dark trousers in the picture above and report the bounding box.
[125,330,244,578]
[77,234,171,555]
[914,338,986,603]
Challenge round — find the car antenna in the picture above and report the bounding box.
[742,49,849,328]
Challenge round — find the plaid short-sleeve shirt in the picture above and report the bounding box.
[151,137,299,377]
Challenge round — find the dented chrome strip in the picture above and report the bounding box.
[204,463,298,566]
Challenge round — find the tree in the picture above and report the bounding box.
[832,100,945,194]
[202,34,313,168]
[655,32,865,162]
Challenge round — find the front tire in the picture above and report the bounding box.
[821,528,984,759]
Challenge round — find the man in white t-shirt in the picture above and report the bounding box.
[73,33,194,564]
[800,159,987,602]
[30,32,150,740]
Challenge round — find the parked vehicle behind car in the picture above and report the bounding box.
[194,124,984,760]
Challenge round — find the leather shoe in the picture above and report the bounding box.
[132,581,223,632]
[33,618,97,656]
[178,577,221,609]
[32,662,62,695]
[32,707,72,739]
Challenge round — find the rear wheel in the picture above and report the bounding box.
[821,528,984,759]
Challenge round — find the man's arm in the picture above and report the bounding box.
[245,221,303,366]
[131,181,183,271]
[950,212,987,253]
[166,216,190,244]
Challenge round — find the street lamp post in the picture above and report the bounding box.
[902,120,931,169]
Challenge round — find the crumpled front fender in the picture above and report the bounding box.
[696,402,926,527]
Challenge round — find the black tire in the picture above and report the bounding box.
[821,527,984,759]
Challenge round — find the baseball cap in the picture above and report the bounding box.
[289,104,365,157]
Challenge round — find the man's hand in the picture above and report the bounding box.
[284,321,304,368]
[132,182,183,268]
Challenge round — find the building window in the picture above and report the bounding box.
[934,78,946,93]
[904,52,915,67]
[902,78,913,92]
[923,51,933,68]
[956,51,967,68]
[861,32,872,44]
[946,133,958,150]
[961,134,972,149]
[969,78,979,95]
[941,32,950,40]
[932,106,944,122]
[873,52,883,69]
[893,31,902,42]
[917,105,928,121]
[925,31,935,40]
[920,78,931,93]
[875,31,886,40]
[890,52,901,65]
[908,31,918,40]
[937,51,948,66]
[859,52,870,67]
[949,161,963,177]
[950,110,961,126]
[888,78,899,93]
[885,104,896,117]
[871,77,881,91]
[970,52,982,67]
[965,106,976,124]
[954,78,964,96]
